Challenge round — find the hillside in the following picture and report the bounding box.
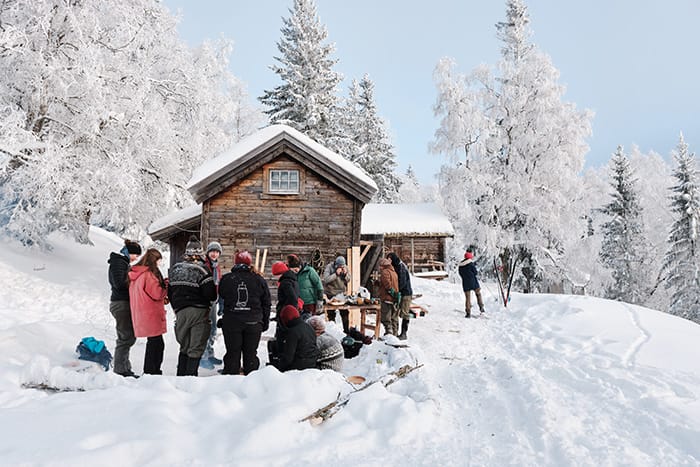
[0,228,698,466]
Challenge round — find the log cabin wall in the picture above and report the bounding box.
[383,235,446,269]
[201,154,363,293]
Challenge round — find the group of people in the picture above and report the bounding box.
[107,237,353,378]
[107,235,486,378]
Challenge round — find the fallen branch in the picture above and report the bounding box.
[300,364,424,425]
[21,383,85,393]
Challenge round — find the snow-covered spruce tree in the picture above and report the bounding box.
[0,0,252,246]
[599,146,649,305]
[343,75,400,203]
[662,134,700,322]
[398,165,422,203]
[259,0,343,152]
[431,0,592,298]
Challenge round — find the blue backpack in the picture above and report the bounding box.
[75,337,113,371]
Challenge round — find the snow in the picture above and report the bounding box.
[147,203,201,236]
[361,203,455,236]
[188,124,378,192]
[1,228,699,466]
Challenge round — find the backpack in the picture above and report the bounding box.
[75,337,113,371]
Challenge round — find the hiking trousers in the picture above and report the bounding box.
[109,300,136,374]
[465,288,485,313]
[174,306,210,359]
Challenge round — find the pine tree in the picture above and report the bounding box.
[662,134,700,322]
[599,146,648,305]
[432,0,592,298]
[259,0,343,151]
[344,75,400,203]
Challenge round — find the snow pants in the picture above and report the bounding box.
[174,306,210,359]
[109,300,136,374]
[221,318,262,375]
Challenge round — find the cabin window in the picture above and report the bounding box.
[269,169,300,194]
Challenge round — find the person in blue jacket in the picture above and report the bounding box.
[458,251,485,318]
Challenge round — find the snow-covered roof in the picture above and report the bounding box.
[147,204,202,241]
[361,203,455,236]
[187,125,378,204]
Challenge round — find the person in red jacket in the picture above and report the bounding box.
[128,248,168,375]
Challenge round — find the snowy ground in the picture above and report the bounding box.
[0,228,699,466]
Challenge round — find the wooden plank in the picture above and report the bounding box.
[351,246,361,295]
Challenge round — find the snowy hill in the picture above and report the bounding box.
[0,228,699,466]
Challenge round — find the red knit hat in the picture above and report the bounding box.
[465,252,474,260]
[234,250,252,265]
[271,261,289,275]
[280,304,299,325]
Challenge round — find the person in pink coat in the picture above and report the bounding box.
[128,248,168,375]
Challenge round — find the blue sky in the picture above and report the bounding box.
[163,1,700,184]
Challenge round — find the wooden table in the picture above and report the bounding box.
[324,302,382,338]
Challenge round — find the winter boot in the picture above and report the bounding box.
[176,353,188,376]
[465,309,471,318]
[186,357,200,376]
[398,319,409,340]
[199,357,215,370]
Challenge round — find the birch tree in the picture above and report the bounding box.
[432,0,592,298]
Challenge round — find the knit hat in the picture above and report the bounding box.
[287,254,301,269]
[234,250,252,266]
[124,240,142,256]
[280,304,299,326]
[271,261,289,276]
[334,256,346,267]
[308,315,326,333]
[206,241,222,254]
[465,252,474,260]
[184,235,204,257]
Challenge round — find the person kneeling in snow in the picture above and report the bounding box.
[274,305,319,372]
[308,316,343,371]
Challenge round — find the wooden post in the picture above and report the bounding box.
[410,238,415,274]
[260,248,268,275]
[254,249,260,271]
[346,247,353,295]
[351,246,360,295]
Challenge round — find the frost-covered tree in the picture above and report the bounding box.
[398,165,421,203]
[599,146,648,305]
[432,0,592,299]
[0,0,255,246]
[259,0,343,151]
[662,134,700,322]
[343,75,400,203]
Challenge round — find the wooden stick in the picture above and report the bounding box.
[254,249,260,271]
[260,248,268,275]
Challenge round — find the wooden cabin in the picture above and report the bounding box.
[149,125,377,278]
[360,203,455,282]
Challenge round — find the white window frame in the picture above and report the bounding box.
[268,168,300,194]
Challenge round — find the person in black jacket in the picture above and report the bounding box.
[107,239,142,378]
[458,251,485,318]
[218,250,271,375]
[276,305,319,372]
[388,252,414,340]
[168,236,217,376]
[271,261,300,336]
